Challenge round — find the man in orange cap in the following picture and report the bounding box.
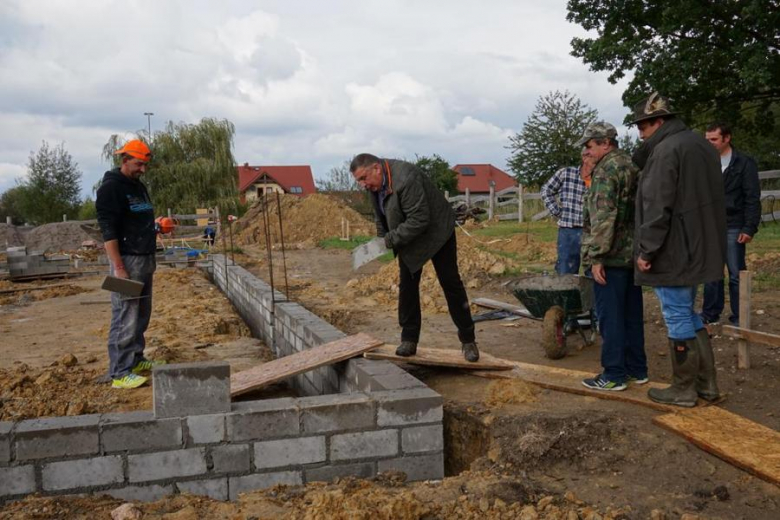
[96,139,165,389]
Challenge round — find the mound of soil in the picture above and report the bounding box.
[0,283,92,306]
[235,193,374,248]
[0,223,24,248]
[23,221,103,253]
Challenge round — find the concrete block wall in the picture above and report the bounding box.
[7,246,70,279]
[0,254,444,504]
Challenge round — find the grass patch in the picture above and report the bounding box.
[467,220,558,243]
[751,222,780,255]
[318,235,372,250]
[377,252,395,263]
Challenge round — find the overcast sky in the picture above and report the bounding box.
[0,0,633,196]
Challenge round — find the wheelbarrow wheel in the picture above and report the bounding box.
[542,306,567,359]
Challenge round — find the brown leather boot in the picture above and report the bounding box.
[647,339,699,407]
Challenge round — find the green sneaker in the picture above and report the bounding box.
[627,375,649,385]
[131,359,167,374]
[112,373,148,389]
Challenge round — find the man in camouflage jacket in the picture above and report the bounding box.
[579,122,646,391]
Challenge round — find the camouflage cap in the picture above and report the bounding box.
[575,121,618,147]
[629,91,678,125]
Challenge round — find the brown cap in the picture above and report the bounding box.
[629,92,678,125]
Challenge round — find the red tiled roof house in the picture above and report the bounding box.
[237,164,317,203]
[452,164,517,194]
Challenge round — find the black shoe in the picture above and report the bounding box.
[396,341,417,357]
[462,342,480,362]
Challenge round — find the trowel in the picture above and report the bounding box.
[352,237,389,270]
[101,275,145,298]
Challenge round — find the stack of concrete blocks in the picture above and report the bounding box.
[0,255,444,504]
[6,246,70,280]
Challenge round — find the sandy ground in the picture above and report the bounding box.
[1,224,779,518]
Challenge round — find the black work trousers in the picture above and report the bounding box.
[398,232,475,344]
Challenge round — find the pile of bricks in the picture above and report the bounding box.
[6,247,70,280]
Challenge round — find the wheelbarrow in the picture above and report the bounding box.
[507,274,596,360]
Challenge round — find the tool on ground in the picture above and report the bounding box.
[352,237,389,270]
[101,275,145,297]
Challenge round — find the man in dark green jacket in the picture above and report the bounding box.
[578,122,646,391]
[350,154,479,362]
[631,93,727,407]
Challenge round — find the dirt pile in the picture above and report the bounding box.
[0,223,24,248]
[483,379,539,408]
[23,221,103,253]
[347,233,517,313]
[235,193,374,248]
[0,471,630,520]
[0,283,92,306]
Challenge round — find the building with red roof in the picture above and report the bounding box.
[452,164,517,194]
[237,163,317,203]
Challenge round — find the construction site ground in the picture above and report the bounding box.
[2,210,780,518]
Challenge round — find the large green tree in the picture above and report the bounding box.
[507,90,597,187]
[102,118,239,214]
[414,154,459,194]
[0,186,27,225]
[567,0,780,169]
[16,141,83,224]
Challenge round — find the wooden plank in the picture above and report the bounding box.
[723,325,780,347]
[532,209,551,221]
[654,406,780,486]
[230,333,383,397]
[473,297,536,319]
[364,345,513,370]
[759,169,780,180]
[738,270,752,369]
[471,361,715,413]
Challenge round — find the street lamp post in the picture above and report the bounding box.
[144,112,154,139]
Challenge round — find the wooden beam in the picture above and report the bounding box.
[230,333,383,397]
[738,270,752,369]
[364,345,513,370]
[722,325,780,348]
[654,406,780,486]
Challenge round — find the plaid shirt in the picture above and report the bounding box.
[541,166,586,228]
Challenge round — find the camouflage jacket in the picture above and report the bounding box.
[581,149,639,268]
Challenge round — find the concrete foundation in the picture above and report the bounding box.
[0,254,444,504]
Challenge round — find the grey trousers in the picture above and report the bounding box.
[108,254,156,379]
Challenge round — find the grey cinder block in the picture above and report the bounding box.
[253,436,326,470]
[15,414,100,461]
[227,399,299,441]
[42,455,124,491]
[375,389,443,427]
[101,411,182,452]
[401,425,444,454]
[304,462,375,483]
[0,422,11,463]
[177,478,229,501]
[298,393,375,434]
[0,465,36,497]
[228,471,302,500]
[211,444,251,474]
[186,414,226,445]
[104,484,174,502]
[128,448,207,483]
[153,362,231,418]
[330,430,398,461]
[378,452,444,481]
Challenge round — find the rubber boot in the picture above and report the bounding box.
[462,342,480,362]
[396,340,417,357]
[695,328,720,401]
[647,339,699,407]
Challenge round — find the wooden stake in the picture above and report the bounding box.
[738,270,752,369]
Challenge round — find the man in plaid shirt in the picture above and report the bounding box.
[541,150,594,274]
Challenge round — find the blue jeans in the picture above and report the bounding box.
[594,267,646,383]
[702,228,745,324]
[654,286,704,341]
[555,227,582,275]
[108,255,156,378]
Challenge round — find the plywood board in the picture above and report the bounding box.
[364,345,513,370]
[654,406,780,486]
[230,333,383,397]
[471,361,716,413]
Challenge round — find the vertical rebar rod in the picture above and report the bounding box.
[228,219,235,265]
[275,191,290,299]
[261,189,276,310]
[218,207,229,294]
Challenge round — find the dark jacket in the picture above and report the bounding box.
[633,118,727,287]
[95,168,156,255]
[723,149,761,236]
[370,159,456,273]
